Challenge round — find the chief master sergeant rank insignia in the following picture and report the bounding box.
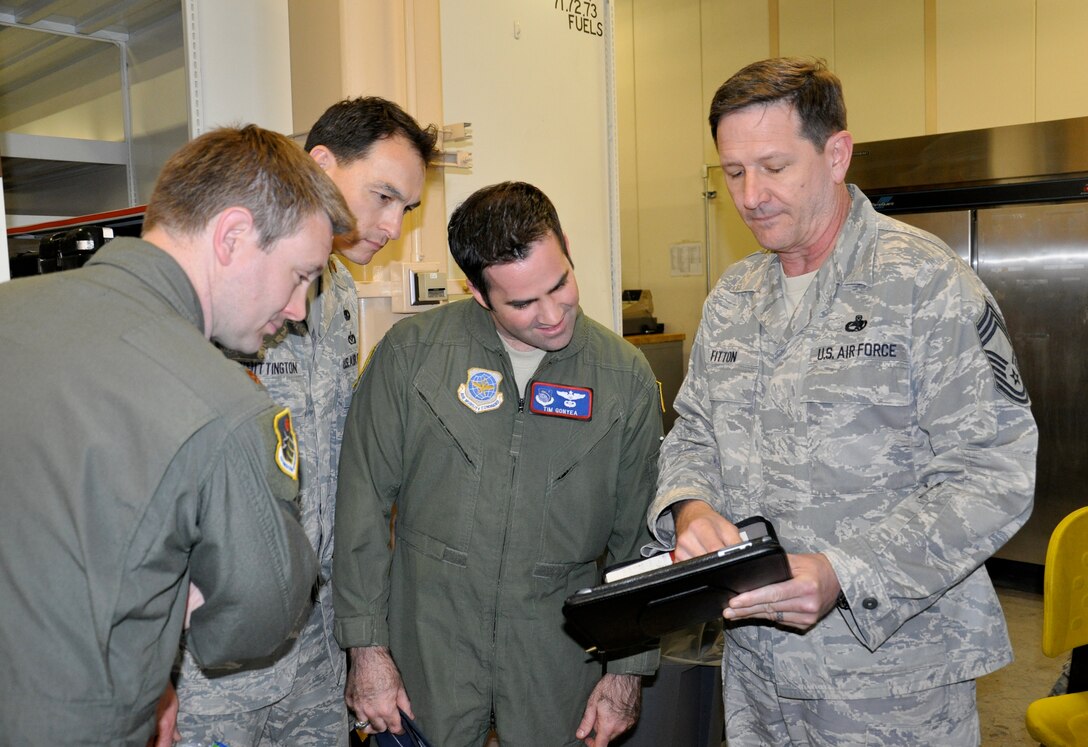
[977,300,1030,406]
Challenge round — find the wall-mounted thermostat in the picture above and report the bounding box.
[391,261,448,313]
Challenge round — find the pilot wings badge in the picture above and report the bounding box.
[529,381,593,420]
[458,367,504,413]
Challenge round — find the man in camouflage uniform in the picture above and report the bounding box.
[648,57,1038,745]
[174,98,436,747]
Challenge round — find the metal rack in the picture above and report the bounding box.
[1,1,186,224]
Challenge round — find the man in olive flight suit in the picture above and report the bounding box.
[0,125,353,746]
[334,182,662,746]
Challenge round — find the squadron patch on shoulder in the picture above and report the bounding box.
[976,300,1029,406]
[273,407,300,480]
[458,368,504,413]
[354,344,377,391]
[529,381,593,420]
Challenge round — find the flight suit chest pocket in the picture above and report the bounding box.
[802,357,914,494]
[401,370,485,547]
[412,365,487,462]
[708,365,758,488]
[538,405,623,560]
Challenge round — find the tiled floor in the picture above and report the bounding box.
[978,586,1066,746]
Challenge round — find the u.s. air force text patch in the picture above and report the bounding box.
[458,368,504,413]
[273,408,299,480]
[976,300,1029,406]
[529,381,592,420]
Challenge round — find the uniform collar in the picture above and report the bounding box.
[463,296,588,363]
[86,236,204,333]
[273,254,353,341]
[824,184,880,289]
[314,254,354,338]
[729,185,880,341]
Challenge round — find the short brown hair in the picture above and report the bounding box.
[708,57,847,149]
[143,125,355,249]
[304,96,438,167]
[447,181,572,307]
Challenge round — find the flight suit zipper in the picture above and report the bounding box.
[488,351,524,716]
[488,354,555,665]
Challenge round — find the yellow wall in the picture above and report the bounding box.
[287,0,448,283]
[832,0,926,143]
[935,0,1036,133]
[617,0,1088,366]
[1038,0,1088,121]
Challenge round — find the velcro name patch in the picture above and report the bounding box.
[529,381,593,420]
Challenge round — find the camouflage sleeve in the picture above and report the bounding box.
[824,263,1037,650]
[332,337,402,649]
[647,299,730,548]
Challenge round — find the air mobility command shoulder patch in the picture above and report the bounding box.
[976,300,1030,406]
[458,367,504,413]
[273,407,299,480]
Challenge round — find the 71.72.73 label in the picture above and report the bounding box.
[554,0,603,37]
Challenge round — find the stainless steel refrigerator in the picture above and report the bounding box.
[850,117,1088,567]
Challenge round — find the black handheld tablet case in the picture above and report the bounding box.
[562,516,791,652]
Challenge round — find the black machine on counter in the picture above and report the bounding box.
[621,288,664,336]
[8,225,113,277]
[850,116,1088,569]
[7,206,146,278]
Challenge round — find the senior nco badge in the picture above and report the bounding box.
[458,367,504,413]
[977,300,1030,406]
[273,407,299,480]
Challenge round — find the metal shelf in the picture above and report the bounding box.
[0,1,176,40]
[2,0,184,225]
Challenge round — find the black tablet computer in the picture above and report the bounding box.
[562,516,791,653]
